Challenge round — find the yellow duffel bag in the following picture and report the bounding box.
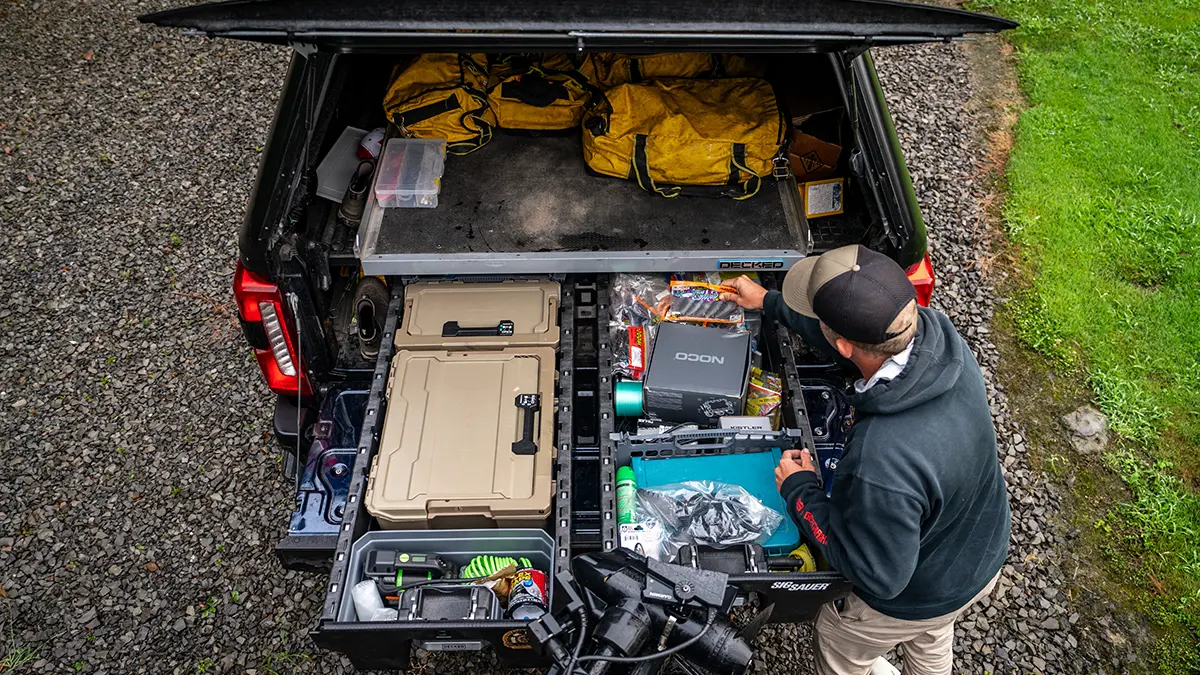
[582,78,785,199]
[584,53,767,88]
[487,54,599,132]
[382,53,494,154]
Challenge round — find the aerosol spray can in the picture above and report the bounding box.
[507,567,548,620]
[616,466,637,525]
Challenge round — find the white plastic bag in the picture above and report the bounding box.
[352,579,399,622]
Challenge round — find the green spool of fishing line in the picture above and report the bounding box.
[614,380,644,417]
[461,555,533,579]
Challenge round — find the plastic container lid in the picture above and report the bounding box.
[315,126,367,203]
[365,347,556,530]
[373,138,447,209]
[630,449,801,556]
[395,281,560,349]
[616,466,636,484]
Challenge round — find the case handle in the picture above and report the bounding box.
[442,319,515,338]
[512,393,541,456]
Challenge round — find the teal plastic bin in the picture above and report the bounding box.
[630,450,801,556]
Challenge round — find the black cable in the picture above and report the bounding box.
[562,557,592,675]
[573,609,717,669]
[389,576,480,593]
[581,581,602,620]
[563,606,588,675]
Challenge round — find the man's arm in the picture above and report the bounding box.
[720,277,845,365]
[779,463,924,600]
[763,289,810,335]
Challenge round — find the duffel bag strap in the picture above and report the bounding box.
[631,134,682,199]
[450,88,493,155]
[392,94,461,136]
[453,55,493,155]
[631,135,762,200]
[501,73,571,107]
[727,143,762,201]
[538,65,606,109]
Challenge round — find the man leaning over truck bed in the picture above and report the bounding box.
[721,246,1011,675]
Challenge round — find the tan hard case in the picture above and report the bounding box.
[366,281,560,530]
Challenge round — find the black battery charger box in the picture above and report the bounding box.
[643,323,752,426]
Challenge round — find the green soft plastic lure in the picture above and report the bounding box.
[461,555,533,579]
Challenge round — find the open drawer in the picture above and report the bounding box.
[311,280,582,671]
[595,293,852,624]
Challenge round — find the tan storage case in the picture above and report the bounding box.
[367,281,561,530]
[395,280,560,350]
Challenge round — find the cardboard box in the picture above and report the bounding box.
[788,131,843,183]
[784,86,844,129]
[643,323,751,426]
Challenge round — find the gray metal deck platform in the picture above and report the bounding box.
[358,132,865,275]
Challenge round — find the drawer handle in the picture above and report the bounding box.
[442,319,514,337]
[512,393,541,456]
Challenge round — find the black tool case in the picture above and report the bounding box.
[310,275,852,671]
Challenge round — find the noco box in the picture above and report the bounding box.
[642,323,752,425]
[366,281,560,530]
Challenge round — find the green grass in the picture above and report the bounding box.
[972,0,1200,667]
[1,604,42,671]
[260,651,311,675]
[0,645,39,671]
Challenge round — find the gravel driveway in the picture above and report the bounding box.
[1,2,1113,673]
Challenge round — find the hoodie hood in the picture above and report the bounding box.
[849,307,966,415]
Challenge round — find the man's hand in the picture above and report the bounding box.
[718,275,769,311]
[775,448,817,491]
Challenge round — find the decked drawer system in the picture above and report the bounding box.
[312,274,854,671]
[355,134,843,275]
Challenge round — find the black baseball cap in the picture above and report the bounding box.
[781,245,917,344]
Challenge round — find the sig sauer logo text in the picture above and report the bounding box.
[675,352,725,364]
[770,581,832,592]
[718,260,785,270]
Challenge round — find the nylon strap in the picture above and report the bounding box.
[631,134,680,198]
[394,94,460,129]
[729,143,747,186]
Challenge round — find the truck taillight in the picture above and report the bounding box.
[259,301,297,376]
[232,262,312,397]
[906,253,936,307]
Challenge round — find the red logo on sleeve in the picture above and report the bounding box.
[804,512,828,546]
[794,498,805,512]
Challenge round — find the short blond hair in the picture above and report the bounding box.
[820,300,918,357]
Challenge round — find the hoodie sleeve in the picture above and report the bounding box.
[764,290,811,335]
[780,469,925,600]
[763,291,849,366]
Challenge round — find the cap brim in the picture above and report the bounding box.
[781,256,820,318]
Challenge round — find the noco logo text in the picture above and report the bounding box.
[718,260,785,270]
[770,581,832,592]
[675,352,725,364]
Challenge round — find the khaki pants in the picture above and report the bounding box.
[813,571,1001,675]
